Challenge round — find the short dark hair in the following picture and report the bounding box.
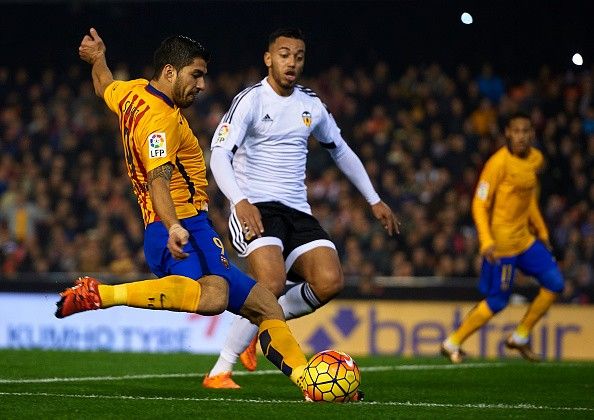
[268,27,305,49]
[152,35,210,80]
[506,111,531,127]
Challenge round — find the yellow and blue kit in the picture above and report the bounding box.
[103,79,255,313]
[472,146,563,312]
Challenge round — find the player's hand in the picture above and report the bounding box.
[167,223,190,259]
[482,245,497,263]
[235,199,264,240]
[79,28,106,64]
[371,201,400,236]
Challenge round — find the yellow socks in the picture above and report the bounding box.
[515,288,557,339]
[258,319,308,384]
[449,300,494,346]
[446,289,558,348]
[98,275,201,313]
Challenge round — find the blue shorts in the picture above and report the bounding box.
[479,240,560,299]
[143,212,256,314]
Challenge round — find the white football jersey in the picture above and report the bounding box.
[211,77,345,214]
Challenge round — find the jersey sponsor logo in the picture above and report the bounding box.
[302,111,312,127]
[476,180,490,200]
[148,132,167,159]
[215,123,230,143]
[261,114,273,122]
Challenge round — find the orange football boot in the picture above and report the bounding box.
[239,335,258,372]
[55,276,102,318]
[202,372,241,389]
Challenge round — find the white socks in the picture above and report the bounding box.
[209,316,257,376]
[208,283,321,376]
[279,282,321,318]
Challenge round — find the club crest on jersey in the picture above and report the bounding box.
[148,132,167,159]
[215,123,230,143]
[302,111,312,127]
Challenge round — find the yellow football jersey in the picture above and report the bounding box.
[104,79,208,225]
[472,146,549,257]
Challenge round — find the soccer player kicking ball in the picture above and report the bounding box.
[56,28,311,397]
[203,28,398,389]
[441,112,564,363]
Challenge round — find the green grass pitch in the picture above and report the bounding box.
[0,350,593,419]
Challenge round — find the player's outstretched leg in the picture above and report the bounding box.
[56,274,207,318]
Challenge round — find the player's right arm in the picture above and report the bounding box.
[147,163,189,260]
[78,28,114,98]
[471,153,504,262]
[210,89,263,238]
[140,117,189,259]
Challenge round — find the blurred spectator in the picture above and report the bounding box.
[476,64,505,104]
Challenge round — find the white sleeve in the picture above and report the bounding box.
[311,100,343,146]
[210,87,256,152]
[311,100,380,205]
[209,148,247,205]
[327,137,381,206]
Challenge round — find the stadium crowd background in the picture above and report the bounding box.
[0,1,592,304]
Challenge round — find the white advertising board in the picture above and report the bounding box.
[0,293,235,353]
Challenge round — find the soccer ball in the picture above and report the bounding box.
[302,349,361,402]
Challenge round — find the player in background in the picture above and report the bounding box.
[203,28,399,388]
[441,112,564,363]
[56,28,311,394]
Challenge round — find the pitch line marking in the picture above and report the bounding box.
[0,391,591,412]
[0,362,503,384]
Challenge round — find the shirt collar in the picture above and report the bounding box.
[145,83,175,109]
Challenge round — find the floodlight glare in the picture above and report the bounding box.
[461,12,473,25]
[572,53,583,66]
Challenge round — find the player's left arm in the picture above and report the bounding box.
[528,150,550,248]
[528,189,550,247]
[78,28,114,98]
[313,106,399,236]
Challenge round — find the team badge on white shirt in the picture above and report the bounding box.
[302,111,312,127]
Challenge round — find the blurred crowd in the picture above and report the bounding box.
[0,61,592,303]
